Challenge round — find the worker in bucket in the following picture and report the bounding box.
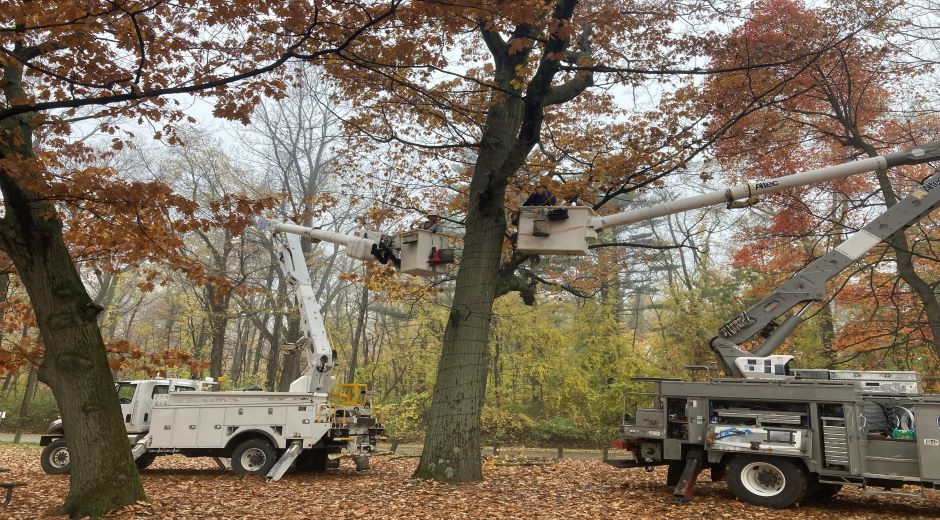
[420,212,444,232]
[523,181,557,207]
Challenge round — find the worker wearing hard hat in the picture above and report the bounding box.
[420,212,444,233]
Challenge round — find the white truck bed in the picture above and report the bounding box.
[149,391,332,450]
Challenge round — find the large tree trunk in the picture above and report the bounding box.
[3,215,146,516]
[413,132,513,481]
[0,63,145,516]
[413,0,587,482]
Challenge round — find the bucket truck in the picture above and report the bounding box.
[39,219,451,479]
[516,142,940,506]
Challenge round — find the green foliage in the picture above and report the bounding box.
[0,383,59,433]
[533,416,584,446]
[645,264,748,372]
[480,406,536,447]
[375,392,431,443]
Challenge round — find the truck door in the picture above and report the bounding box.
[685,398,706,444]
[115,382,139,433]
[144,384,170,428]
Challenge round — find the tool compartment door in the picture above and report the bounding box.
[197,407,225,447]
[149,407,175,448]
[224,404,287,426]
[171,407,200,448]
[914,403,940,480]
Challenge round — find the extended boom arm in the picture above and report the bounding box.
[712,166,940,376]
[255,219,396,394]
[588,141,940,377]
[591,142,940,231]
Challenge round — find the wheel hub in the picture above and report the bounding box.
[241,447,266,471]
[741,461,786,497]
[51,447,70,468]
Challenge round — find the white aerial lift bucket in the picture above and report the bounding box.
[399,229,455,276]
[516,206,597,255]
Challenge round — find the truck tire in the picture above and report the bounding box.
[726,455,808,508]
[40,438,71,475]
[135,453,158,471]
[231,438,277,476]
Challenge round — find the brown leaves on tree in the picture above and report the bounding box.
[105,339,208,375]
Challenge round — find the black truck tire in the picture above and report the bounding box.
[40,438,71,475]
[231,438,277,476]
[726,455,808,508]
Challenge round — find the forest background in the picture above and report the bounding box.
[3,0,940,458]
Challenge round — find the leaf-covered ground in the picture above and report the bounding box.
[2,443,940,519]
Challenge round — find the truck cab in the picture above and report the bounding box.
[115,379,200,433]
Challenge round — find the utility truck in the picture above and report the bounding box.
[39,221,454,479]
[515,142,940,506]
[40,378,202,474]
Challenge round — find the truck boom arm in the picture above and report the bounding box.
[712,166,940,376]
[587,141,940,377]
[590,142,940,231]
[276,233,335,394]
[255,219,391,394]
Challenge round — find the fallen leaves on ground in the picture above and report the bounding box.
[2,443,939,519]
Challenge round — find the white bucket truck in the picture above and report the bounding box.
[40,218,450,479]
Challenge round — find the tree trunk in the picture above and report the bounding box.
[413,0,587,482]
[278,314,302,391]
[0,62,145,516]
[265,311,283,391]
[13,362,37,444]
[252,313,268,374]
[0,372,13,398]
[230,319,248,385]
[206,284,231,379]
[189,317,208,379]
[413,139,511,481]
[347,284,369,384]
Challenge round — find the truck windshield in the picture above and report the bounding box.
[115,383,137,404]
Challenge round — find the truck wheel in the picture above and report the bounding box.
[135,453,158,471]
[727,455,807,508]
[41,438,71,475]
[231,438,277,476]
